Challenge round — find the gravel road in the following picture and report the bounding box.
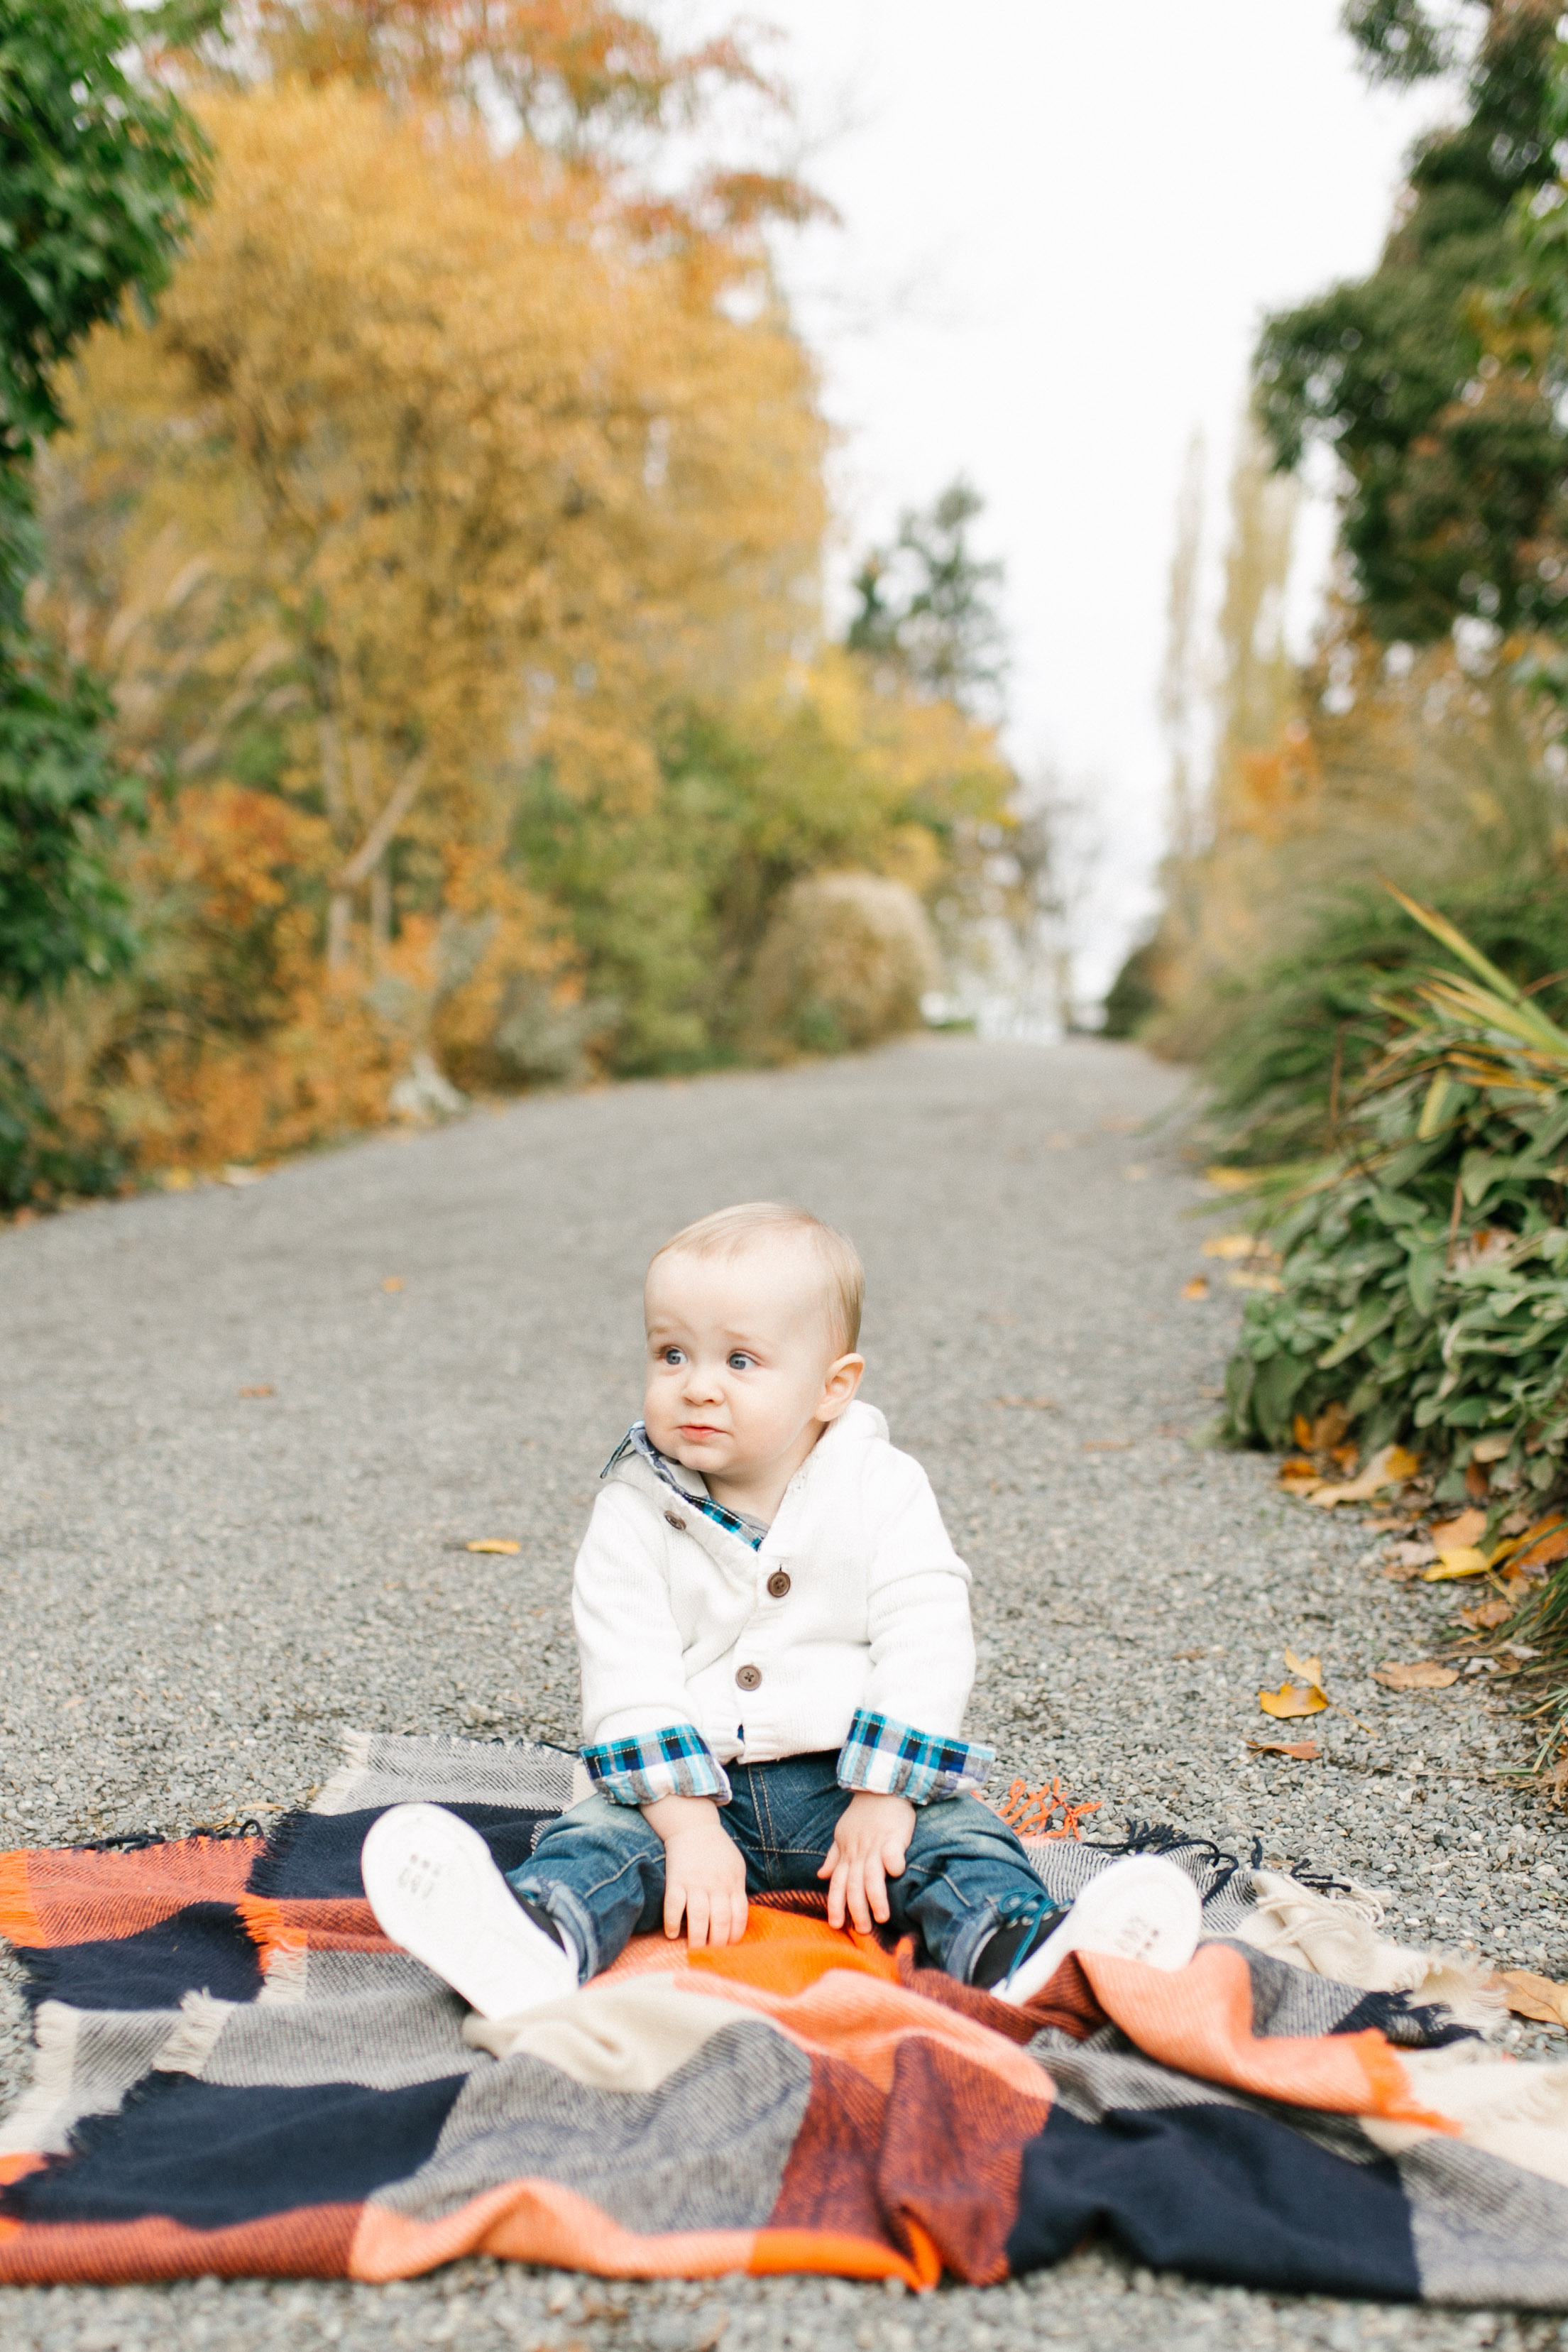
[3,1034,1567,2351]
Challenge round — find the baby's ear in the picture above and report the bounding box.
[820,1352,865,1418]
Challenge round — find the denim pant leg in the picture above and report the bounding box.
[886,1793,1054,1983]
[506,1793,667,1981]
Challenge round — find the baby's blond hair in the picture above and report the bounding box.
[649,1201,864,1355]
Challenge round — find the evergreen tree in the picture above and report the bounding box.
[0,0,209,1005]
[846,479,1008,716]
[1256,0,1564,646]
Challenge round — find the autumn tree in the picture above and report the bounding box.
[846,480,1008,718]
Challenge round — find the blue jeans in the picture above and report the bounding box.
[508,1749,1050,1985]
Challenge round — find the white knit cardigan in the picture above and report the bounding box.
[572,1400,989,1804]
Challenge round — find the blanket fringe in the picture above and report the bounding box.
[1237,1871,1507,2034]
[308,1729,378,1817]
[0,2001,81,2158]
[154,1991,236,2080]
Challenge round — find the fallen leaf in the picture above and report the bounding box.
[1310,1402,1350,1452]
[1283,1646,1324,1684]
[1279,1456,1322,1493]
[1259,1680,1329,1718]
[382,1276,405,1293]
[1173,1648,1207,1661]
[1432,1508,1486,1552]
[1501,1640,1542,1660]
[1308,1443,1421,1507]
[1227,1269,1284,1292]
[238,1384,275,1399]
[1465,1460,1491,1501]
[1471,1433,1513,1463]
[1247,1739,1322,1761]
[1458,1597,1515,1631]
[1512,1518,1568,1574]
[1493,1969,1568,2028]
[1372,1661,1460,1690]
[1422,1548,1491,1581]
[466,1538,521,1555]
[1180,1276,1210,1301]
[1202,1232,1259,1260]
[1205,1165,1256,1191]
[992,1394,1057,1409]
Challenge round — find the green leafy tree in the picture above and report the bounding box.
[846,478,1008,716]
[1255,0,1566,646]
[0,0,210,1006]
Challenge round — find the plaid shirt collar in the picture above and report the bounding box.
[601,1421,767,1552]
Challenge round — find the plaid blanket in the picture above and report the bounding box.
[3,1733,1567,2305]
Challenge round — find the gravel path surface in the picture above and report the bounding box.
[4,1034,1567,2351]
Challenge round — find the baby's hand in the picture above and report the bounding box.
[642,1795,748,1949]
[818,1791,916,1934]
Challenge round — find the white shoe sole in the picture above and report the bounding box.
[997,1854,1202,2006]
[361,1802,579,2020]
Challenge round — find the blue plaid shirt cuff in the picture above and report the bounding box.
[835,1709,994,1805]
[582,1723,733,1807]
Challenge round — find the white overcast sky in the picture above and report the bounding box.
[673,0,1456,998]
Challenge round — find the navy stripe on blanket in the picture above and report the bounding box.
[13,1903,263,2013]
[3,2072,468,2229]
[247,1805,556,1901]
[1007,2104,1420,2300]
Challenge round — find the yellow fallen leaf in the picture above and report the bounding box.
[383,1276,405,1292]
[238,1384,275,1399]
[1372,1660,1460,1690]
[466,1538,520,1555]
[1202,1232,1258,1259]
[1493,1969,1568,2027]
[1180,1276,1210,1301]
[1422,1548,1491,1581]
[1205,1166,1256,1191]
[1307,1443,1420,1507]
[1283,1647,1323,1685]
[1259,1680,1329,1718]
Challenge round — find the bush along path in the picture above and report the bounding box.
[4,1033,1568,2350]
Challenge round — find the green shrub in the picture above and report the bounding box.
[1225,894,1568,1506]
[1200,880,1568,1168]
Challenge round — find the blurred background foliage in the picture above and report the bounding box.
[0,0,1016,1203]
[1120,0,1568,1170]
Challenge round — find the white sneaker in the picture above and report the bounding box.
[996,1854,1202,2006]
[361,1803,580,2020]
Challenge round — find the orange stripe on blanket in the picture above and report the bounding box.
[0,1839,263,1949]
[237,1893,392,1963]
[593,1906,900,1996]
[750,2221,943,2291]
[351,2179,757,2281]
[1080,1944,1460,2131]
[0,2204,361,2283]
[677,1965,1052,2108]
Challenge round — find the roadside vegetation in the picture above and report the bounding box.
[1120,0,1568,1778]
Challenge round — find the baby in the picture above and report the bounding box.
[363,1202,1197,2014]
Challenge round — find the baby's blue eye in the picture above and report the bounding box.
[727,1352,753,1372]
[662,1346,686,1365]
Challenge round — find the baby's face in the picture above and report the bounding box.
[643,1242,852,1484]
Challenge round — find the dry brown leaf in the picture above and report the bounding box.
[992,1394,1058,1410]
[1373,1660,1460,1690]
[1259,1680,1329,1719]
[466,1538,520,1555]
[1458,1596,1515,1631]
[1173,1648,1207,1661]
[382,1276,405,1293]
[1308,1443,1421,1508]
[1279,1457,1322,1493]
[1202,1232,1258,1260]
[1512,1518,1568,1574]
[1493,1969,1568,2027]
[1247,1739,1322,1761]
[1431,1508,1486,1551]
[1466,1460,1491,1501]
[1180,1276,1210,1301]
[1310,1402,1350,1453]
[1471,1433,1513,1463]
[238,1384,275,1398]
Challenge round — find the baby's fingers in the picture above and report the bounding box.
[817,1839,843,1882]
[663,1876,687,1941]
[824,1855,850,1930]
